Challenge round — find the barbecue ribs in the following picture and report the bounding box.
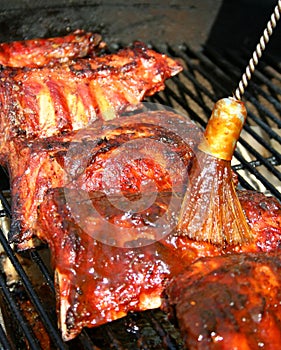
[16,108,278,340]
[6,106,281,342]
[2,31,281,346]
[0,37,183,243]
[36,186,281,341]
[163,190,281,349]
[165,252,281,349]
[0,41,182,144]
[8,111,201,246]
[0,29,103,68]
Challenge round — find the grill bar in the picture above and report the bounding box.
[232,155,279,170]
[204,47,281,129]
[29,251,55,292]
[0,320,12,350]
[0,193,11,218]
[146,310,181,350]
[0,228,67,350]
[158,44,281,199]
[207,47,281,104]
[234,151,281,197]
[0,256,40,350]
[264,53,281,74]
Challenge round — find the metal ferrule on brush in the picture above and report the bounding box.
[198,97,247,161]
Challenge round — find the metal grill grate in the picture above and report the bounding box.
[0,43,280,349]
[153,43,281,199]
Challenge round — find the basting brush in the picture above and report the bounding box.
[177,97,252,245]
[177,0,281,245]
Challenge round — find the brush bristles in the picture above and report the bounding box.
[177,151,253,246]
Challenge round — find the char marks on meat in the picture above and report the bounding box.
[165,252,281,349]
[37,187,191,341]
[0,29,104,68]
[0,41,182,144]
[36,181,281,341]
[8,111,201,247]
[163,191,281,349]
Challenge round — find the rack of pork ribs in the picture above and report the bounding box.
[1,29,281,347]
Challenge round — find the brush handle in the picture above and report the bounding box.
[198,97,247,161]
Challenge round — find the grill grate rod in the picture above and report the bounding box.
[183,46,281,156]
[232,155,279,171]
[167,71,281,165]
[154,44,281,198]
[234,151,281,197]
[0,192,10,218]
[29,250,55,293]
[0,248,40,350]
[28,251,101,349]
[206,46,281,101]
[159,82,281,197]
[0,226,68,350]
[0,174,98,348]
[181,45,281,139]
[204,46,281,128]
[0,41,280,349]
[0,196,99,350]
[179,45,281,130]
[146,310,180,350]
[168,45,281,147]
[264,52,281,75]
[165,46,281,186]
[0,318,12,350]
[236,136,281,180]
[232,48,281,99]
[154,82,281,195]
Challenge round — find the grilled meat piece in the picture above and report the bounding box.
[163,191,281,349]
[0,42,182,144]
[7,111,201,247]
[7,137,66,245]
[237,190,281,252]
[0,29,103,68]
[37,188,191,341]
[165,252,281,350]
[7,104,281,338]
[162,190,281,257]
[36,188,281,341]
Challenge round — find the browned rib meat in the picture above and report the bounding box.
[37,188,190,341]
[8,111,201,247]
[162,190,281,258]
[35,187,281,341]
[0,42,182,144]
[163,191,281,349]
[0,29,103,68]
[237,190,281,252]
[165,252,281,349]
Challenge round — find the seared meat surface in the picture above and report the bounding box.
[36,187,281,341]
[6,104,281,342]
[8,111,201,246]
[37,188,190,341]
[0,35,184,246]
[0,41,182,144]
[163,191,281,349]
[237,190,281,252]
[165,252,281,350]
[0,29,103,68]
